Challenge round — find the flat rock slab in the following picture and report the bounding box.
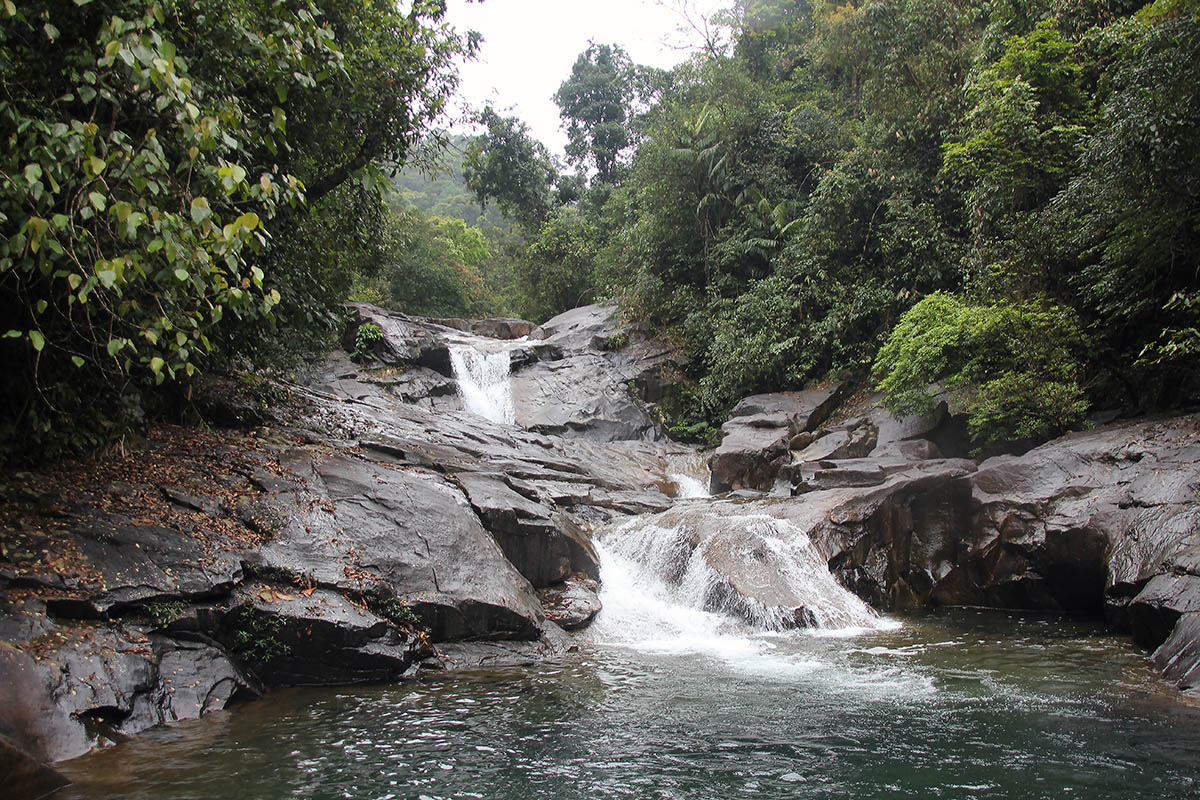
[256,453,548,643]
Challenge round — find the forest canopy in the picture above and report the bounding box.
[458,0,1199,447]
[3,0,1198,460]
[0,0,472,460]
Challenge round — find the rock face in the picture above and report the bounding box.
[708,387,843,492]
[514,305,673,441]
[343,302,675,442]
[694,394,1200,695]
[4,296,1200,778]
[0,302,696,769]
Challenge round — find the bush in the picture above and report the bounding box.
[873,293,1090,445]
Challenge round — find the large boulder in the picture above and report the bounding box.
[709,387,843,493]
[451,471,600,587]
[254,452,549,643]
[514,305,673,441]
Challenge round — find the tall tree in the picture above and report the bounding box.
[0,0,471,460]
[554,43,636,184]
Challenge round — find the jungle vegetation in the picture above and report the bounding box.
[3,0,1198,460]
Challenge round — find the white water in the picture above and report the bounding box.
[665,450,711,498]
[449,345,515,425]
[590,510,896,665]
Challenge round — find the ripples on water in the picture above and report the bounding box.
[57,610,1200,800]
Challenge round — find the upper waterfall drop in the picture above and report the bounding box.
[449,344,516,425]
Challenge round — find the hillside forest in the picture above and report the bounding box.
[2,0,1198,462]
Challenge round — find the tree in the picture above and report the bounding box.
[0,0,471,460]
[462,107,558,230]
[554,43,637,184]
[873,293,1090,445]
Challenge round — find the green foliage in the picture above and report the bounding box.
[1045,13,1200,403]
[352,322,383,360]
[554,43,636,184]
[142,599,186,626]
[385,211,497,317]
[230,606,290,664]
[1139,291,1200,365]
[873,293,1089,443]
[516,208,599,322]
[463,107,558,231]
[0,0,470,462]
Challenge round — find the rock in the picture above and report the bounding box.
[1127,574,1200,650]
[255,453,549,643]
[511,304,674,441]
[789,431,815,451]
[453,472,600,587]
[431,317,537,340]
[1153,613,1200,695]
[218,584,426,686]
[42,521,244,618]
[538,575,602,630]
[0,733,68,800]
[728,387,843,430]
[709,417,793,493]
[0,643,89,766]
[151,637,256,722]
[709,388,845,493]
[794,424,878,462]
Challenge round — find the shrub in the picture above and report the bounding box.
[873,293,1089,445]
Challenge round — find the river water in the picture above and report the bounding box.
[56,595,1200,798]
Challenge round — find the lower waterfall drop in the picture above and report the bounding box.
[449,345,515,425]
[589,507,893,659]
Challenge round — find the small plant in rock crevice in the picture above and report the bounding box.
[352,323,384,360]
[230,607,291,664]
[142,600,187,626]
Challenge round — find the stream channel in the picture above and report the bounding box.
[53,339,1200,799]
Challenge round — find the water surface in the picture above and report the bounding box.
[56,610,1200,800]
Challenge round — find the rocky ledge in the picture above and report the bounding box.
[3,302,1199,792]
[0,303,691,780]
[699,391,1200,696]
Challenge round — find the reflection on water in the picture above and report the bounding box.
[56,610,1200,800]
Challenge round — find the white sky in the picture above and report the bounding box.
[444,0,729,158]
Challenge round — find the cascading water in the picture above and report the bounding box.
[589,507,894,663]
[665,450,711,499]
[449,344,515,425]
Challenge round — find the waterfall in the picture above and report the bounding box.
[449,345,515,425]
[665,451,711,499]
[589,509,890,656]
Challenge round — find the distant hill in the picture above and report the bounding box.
[389,136,506,228]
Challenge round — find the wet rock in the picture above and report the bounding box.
[45,522,244,617]
[708,420,791,493]
[431,317,537,340]
[0,733,68,800]
[514,305,673,441]
[0,620,251,763]
[453,472,600,587]
[1127,574,1200,650]
[1153,613,1200,695]
[709,388,844,493]
[219,584,426,686]
[538,575,602,630]
[151,637,255,721]
[254,453,549,643]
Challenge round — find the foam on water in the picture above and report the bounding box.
[588,508,905,685]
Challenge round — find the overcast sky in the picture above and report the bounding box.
[444,0,728,158]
